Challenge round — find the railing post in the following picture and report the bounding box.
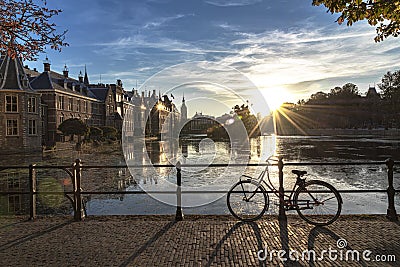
[73,159,84,221]
[175,161,183,221]
[29,164,36,220]
[278,157,287,221]
[385,158,398,221]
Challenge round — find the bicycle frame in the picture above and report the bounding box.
[240,159,313,209]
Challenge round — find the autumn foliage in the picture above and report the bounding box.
[0,0,68,60]
[313,0,400,42]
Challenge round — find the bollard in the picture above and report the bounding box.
[278,157,287,221]
[73,159,84,221]
[385,158,398,221]
[29,164,36,220]
[175,161,184,221]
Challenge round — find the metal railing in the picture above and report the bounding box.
[0,158,398,222]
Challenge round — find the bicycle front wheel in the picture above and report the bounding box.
[227,180,269,221]
[294,180,342,226]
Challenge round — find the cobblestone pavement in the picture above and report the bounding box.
[0,215,399,266]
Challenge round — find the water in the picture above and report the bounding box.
[85,135,400,216]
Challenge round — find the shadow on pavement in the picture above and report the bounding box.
[307,226,369,267]
[119,221,176,267]
[0,220,73,252]
[206,221,265,267]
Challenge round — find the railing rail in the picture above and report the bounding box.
[0,159,398,221]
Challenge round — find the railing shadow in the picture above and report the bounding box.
[279,214,303,266]
[119,221,176,267]
[307,226,368,267]
[0,220,73,252]
[206,221,265,267]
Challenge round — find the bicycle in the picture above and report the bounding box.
[227,157,342,226]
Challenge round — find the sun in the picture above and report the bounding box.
[262,87,292,112]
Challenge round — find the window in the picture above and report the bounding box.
[5,95,18,112]
[60,114,64,124]
[6,119,18,136]
[84,101,88,112]
[58,96,64,109]
[93,103,98,114]
[8,195,22,213]
[68,98,73,111]
[28,119,37,135]
[27,97,37,113]
[8,177,20,190]
[76,100,80,112]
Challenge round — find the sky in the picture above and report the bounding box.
[27,0,400,117]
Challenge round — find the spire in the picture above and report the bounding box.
[180,93,188,122]
[0,54,31,90]
[84,65,89,85]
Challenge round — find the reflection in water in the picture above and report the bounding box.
[92,135,400,215]
[3,135,398,215]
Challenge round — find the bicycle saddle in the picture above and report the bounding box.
[292,170,307,176]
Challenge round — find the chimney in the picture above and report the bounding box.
[78,71,83,83]
[43,56,51,72]
[117,79,122,87]
[63,64,69,78]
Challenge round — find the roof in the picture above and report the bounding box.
[366,86,380,99]
[0,55,32,90]
[30,71,55,89]
[88,87,110,101]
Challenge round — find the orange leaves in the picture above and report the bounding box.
[0,0,68,60]
[313,0,400,42]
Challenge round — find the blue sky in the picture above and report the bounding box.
[28,0,400,116]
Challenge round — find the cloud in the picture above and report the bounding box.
[215,22,240,31]
[143,14,193,29]
[205,0,262,7]
[213,24,400,103]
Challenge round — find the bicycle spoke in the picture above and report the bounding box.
[294,180,341,226]
[227,180,268,221]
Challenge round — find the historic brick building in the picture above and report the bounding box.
[0,55,182,151]
[0,55,42,152]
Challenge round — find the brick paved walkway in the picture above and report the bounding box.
[0,215,399,266]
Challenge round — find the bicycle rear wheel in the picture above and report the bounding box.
[294,180,342,226]
[227,180,268,221]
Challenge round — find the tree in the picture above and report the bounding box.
[233,104,261,138]
[313,0,400,42]
[88,126,103,141]
[0,0,68,60]
[378,70,400,100]
[100,126,118,141]
[58,118,88,142]
[309,91,328,103]
[328,83,360,99]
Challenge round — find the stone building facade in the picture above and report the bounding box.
[0,55,183,151]
[0,55,42,152]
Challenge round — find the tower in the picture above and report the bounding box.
[0,54,42,151]
[84,65,89,85]
[181,94,187,123]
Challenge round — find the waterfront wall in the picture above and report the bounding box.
[277,128,400,137]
